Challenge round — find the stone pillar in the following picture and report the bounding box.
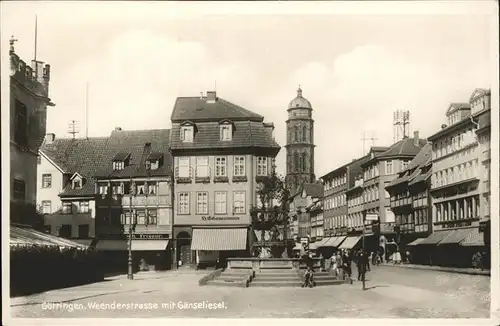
[472,196,476,218]
[456,201,460,220]
[464,198,468,219]
[433,204,437,223]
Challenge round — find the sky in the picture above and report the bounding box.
[2,1,497,178]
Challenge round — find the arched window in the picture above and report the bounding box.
[301,153,307,172]
[302,126,307,142]
[293,152,299,172]
[298,154,303,172]
[294,126,299,142]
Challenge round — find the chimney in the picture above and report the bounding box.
[115,127,122,131]
[45,133,55,144]
[263,122,275,139]
[413,131,419,146]
[206,91,217,103]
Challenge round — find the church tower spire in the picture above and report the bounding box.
[285,86,316,194]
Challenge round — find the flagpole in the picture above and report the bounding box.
[34,15,38,61]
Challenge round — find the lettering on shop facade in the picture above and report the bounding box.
[131,234,169,240]
[201,216,241,222]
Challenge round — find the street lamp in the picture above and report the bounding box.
[127,177,135,280]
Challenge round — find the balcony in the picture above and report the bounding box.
[121,195,170,207]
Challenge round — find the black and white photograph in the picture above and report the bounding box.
[1,1,499,324]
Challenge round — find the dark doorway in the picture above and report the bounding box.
[177,231,192,267]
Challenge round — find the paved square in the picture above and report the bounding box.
[10,266,490,318]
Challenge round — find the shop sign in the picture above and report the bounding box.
[380,223,395,234]
[366,214,378,221]
[175,214,249,226]
[442,220,472,229]
[201,215,241,222]
[132,234,169,240]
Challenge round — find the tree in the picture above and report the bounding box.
[250,170,291,258]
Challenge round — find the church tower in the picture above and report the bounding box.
[285,86,316,193]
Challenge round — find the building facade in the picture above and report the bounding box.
[385,143,433,261]
[94,128,174,271]
[288,183,324,240]
[37,134,108,243]
[360,135,426,257]
[10,39,53,227]
[285,87,316,193]
[169,91,280,268]
[424,89,491,267]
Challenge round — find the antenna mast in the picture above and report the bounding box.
[85,82,89,139]
[393,110,410,142]
[68,120,80,139]
[34,15,38,61]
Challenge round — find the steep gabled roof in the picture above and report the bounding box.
[302,182,324,199]
[169,120,280,152]
[446,102,471,116]
[405,143,432,171]
[40,137,110,197]
[171,96,264,122]
[378,137,426,159]
[469,88,491,102]
[95,129,173,179]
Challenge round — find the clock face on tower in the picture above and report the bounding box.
[285,87,315,193]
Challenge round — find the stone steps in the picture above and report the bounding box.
[249,280,302,287]
[206,279,247,287]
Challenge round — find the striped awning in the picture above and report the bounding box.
[338,236,361,250]
[439,228,475,245]
[460,228,485,247]
[331,236,347,248]
[191,228,247,251]
[418,230,454,245]
[315,238,331,248]
[406,238,426,246]
[10,226,88,250]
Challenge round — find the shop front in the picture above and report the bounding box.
[95,233,171,272]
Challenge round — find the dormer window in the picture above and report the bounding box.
[219,119,234,141]
[146,152,163,171]
[70,173,84,189]
[112,152,130,170]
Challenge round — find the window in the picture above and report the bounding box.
[136,210,146,225]
[62,202,72,214]
[257,157,268,176]
[215,192,227,214]
[59,225,72,238]
[78,224,89,238]
[386,161,393,174]
[112,184,123,195]
[13,179,25,200]
[215,157,227,177]
[79,201,89,213]
[113,161,124,171]
[178,157,191,178]
[234,156,246,177]
[178,192,190,214]
[402,161,409,171]
[99,185,108,195]
[14,100,28,146]
[41,174,52,188]
[147,209,158,225]
[196,156,209,178]
[197,192,208,214]
[148,183,156,195]
[294,126,299,142]
[233,191,246,214]
[136,183,145,195]
[220,124,232,141]
[72,178,82,189]
[148,160,159,170]
[180,126,193,142]
[302,126,307,142]
[42,200,52,214]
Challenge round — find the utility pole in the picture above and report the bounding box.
[68,120,79,139]
[128,174,134,280]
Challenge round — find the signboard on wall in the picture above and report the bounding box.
[174,214,250,226]
[366,214,378,221]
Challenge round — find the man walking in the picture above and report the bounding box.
[357,250,368,281]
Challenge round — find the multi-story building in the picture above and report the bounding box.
[285,87,316,193]
[471,89,492,258]
[421,89,490,267]
[37,134,108,244]
[94,128,174,271]
[308,198,323,242]
[169,91,280,268]
[385,143,433,261]
[288,183,324,241]
[360,135,426,257]
[320,154,369,251]
[10,38,54,228]
[344,175,365,250]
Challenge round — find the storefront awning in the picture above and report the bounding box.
[331,236,347,248]
[418,230,454,245]
[96,240,169,251]
[191,228,247,251]
[338,236,361,250]
[460,228,485,247]
[406,238,426,246]
[439,228,475,245]
[10,226,88,250]
[315,238,331,248]
[318,237,335,247]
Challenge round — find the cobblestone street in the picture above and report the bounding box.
[10,265,490,318]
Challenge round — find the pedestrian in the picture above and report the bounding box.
[331,252,337,275]
[472,252,483,271]
[342,250,352,279]
[357,250,368,281]
[405,250,411,264]
[366,252,371,271]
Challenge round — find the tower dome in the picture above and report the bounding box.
[288,86,312,109]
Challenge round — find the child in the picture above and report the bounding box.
[302,266,315,288]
